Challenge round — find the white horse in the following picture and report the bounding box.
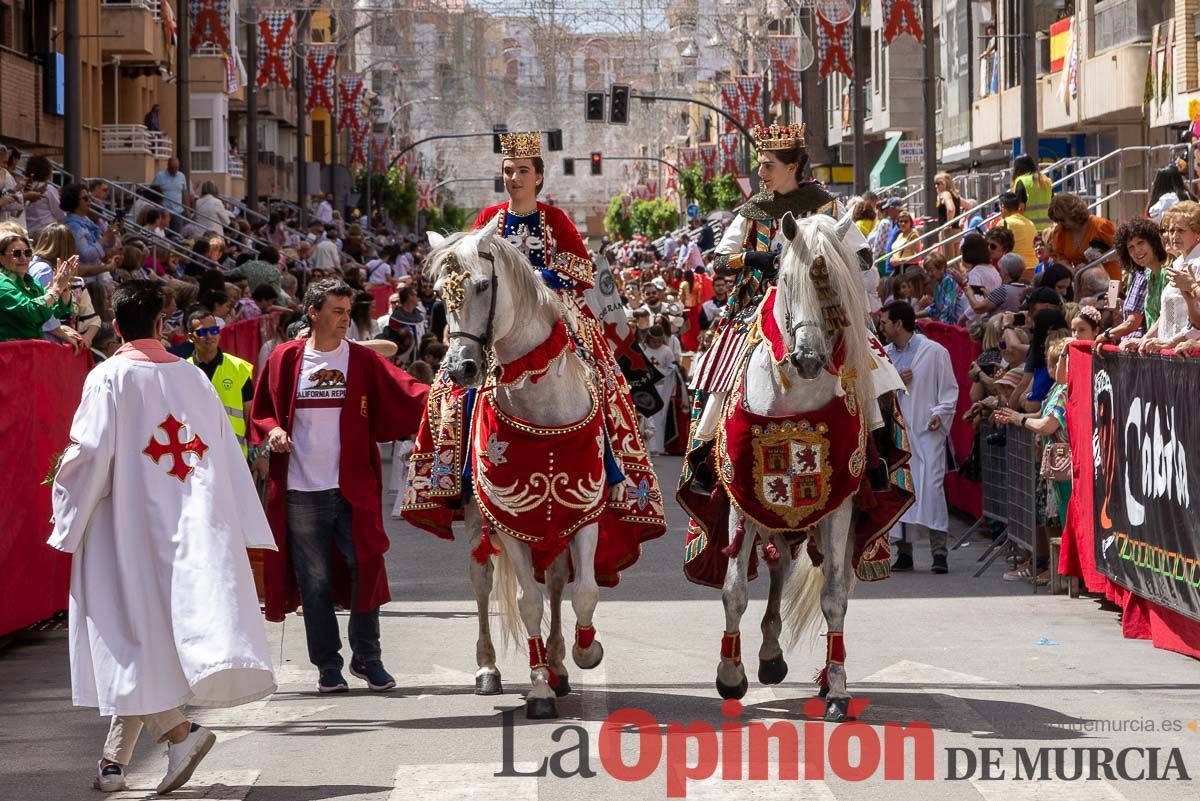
[425,228,606,720]
[715,213,879,722]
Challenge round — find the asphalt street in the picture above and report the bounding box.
[3,453,1200,800]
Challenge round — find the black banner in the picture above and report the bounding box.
[1092,351,1200,622]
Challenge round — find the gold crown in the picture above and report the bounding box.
[751,123,806,151]
[499,131,542,159]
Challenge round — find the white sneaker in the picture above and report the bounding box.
[156,724,216,795]
[93,760,126,792]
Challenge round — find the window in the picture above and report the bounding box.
[0,0,31,54]
[192,118,213,172]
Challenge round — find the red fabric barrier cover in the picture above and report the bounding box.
[219,313,277,366]
[369,285,393,318]
[0,341,92,636]
[916,320,982,517]
[1059,341,1200,660]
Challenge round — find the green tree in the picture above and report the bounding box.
[604,195,634,241]
[628,198,681,240]
[354,168,418,224]
[678,165,743,214]
[425,200,470,233]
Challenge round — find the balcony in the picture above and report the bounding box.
[101,124,172,182]
[100,0,166,64]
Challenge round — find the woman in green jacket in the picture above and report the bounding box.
[0,230,77,343]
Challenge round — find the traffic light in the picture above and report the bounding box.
[547,128,563,151]
[585,91,605,122]
[494,175,504,193]
[492,123,508,154]
[590,152,602,175]
[563,157,575,176]
[609,84,630,125]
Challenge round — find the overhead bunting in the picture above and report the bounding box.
[188,0,230,53]
[664,168,678,192]
[719,80,745,135]
[768,36,802,106]
[369,133,389,172]
[256,9,294,89]
[735,76,765,129]
[816,16,854,80]
[338,73,365,130]
[718,133,739,175]
[882,0,923,45]
[678,147,698,168]
[698,144,718,181]
[349,118,370,167]
[417,179,438,211]
[306,44,337,114]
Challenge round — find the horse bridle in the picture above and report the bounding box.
[446,246,500,368]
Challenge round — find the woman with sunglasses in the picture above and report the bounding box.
[885,212,922,274]
[0,230,78,343]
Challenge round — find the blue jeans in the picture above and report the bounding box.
[286,489,382,671]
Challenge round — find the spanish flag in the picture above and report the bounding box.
[1050,17,1073,72]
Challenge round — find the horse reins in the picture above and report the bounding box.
[446,247,500,374]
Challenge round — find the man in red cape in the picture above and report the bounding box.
[252,279,428,693]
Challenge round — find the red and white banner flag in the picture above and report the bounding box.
[817,16,854,79]
[256,9,294,89]
[305,44,337,114]
[882,0,923,45]
[338,73,365,131]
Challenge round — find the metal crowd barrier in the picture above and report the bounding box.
[952,423,1041,590]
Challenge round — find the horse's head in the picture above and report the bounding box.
[776,213,873,394]
[427,224,558,388]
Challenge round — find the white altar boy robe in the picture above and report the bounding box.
[49,354,277,716]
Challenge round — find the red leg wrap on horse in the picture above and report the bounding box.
[721,520,746,558]
[528,636,548,670]
[826,631,845,665]
[576,624,596,650]
[815,665,829,688]
[721,631,741,665]
[470,528,501,565]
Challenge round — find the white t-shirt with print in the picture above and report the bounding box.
[288,340,350,491]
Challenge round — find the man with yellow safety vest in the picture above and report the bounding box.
[1011,153,1054,234]
[186,309,265,476]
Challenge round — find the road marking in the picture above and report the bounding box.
[685,775,837,800]
[971,777,1130,801]
[111,769,260,800]
[191,700,335,743]
[389,763,539,800]
[857,659,999,686]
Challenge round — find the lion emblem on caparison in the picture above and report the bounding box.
[308,369,346,388]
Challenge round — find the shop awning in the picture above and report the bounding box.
[869,134,905,192]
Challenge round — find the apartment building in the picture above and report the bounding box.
[0,1,103,176]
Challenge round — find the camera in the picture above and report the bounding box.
[985,430,1007,447]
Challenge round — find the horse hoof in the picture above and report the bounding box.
[824,697,849,723]
[716,675,748,700]
[554,676,572,698]
[757,656,789,685]
[817,684,830,699]
[475,672,503,696]
[525,696,558,720]
[573,641,604,670]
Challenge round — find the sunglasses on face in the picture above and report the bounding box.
[6,249,32,259]
[987,242,1001,249]
[191,326,221,338]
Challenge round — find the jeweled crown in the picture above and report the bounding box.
[752,123,806,152]
[499,131,542,159]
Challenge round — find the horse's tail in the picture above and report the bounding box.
[781,544,826,651]
[491,545,524,651]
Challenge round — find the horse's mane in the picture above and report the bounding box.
[426,229,563,323]
[777,215,876,405]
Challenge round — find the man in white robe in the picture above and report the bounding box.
[880,300,959,574]
[49,281,277,795]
